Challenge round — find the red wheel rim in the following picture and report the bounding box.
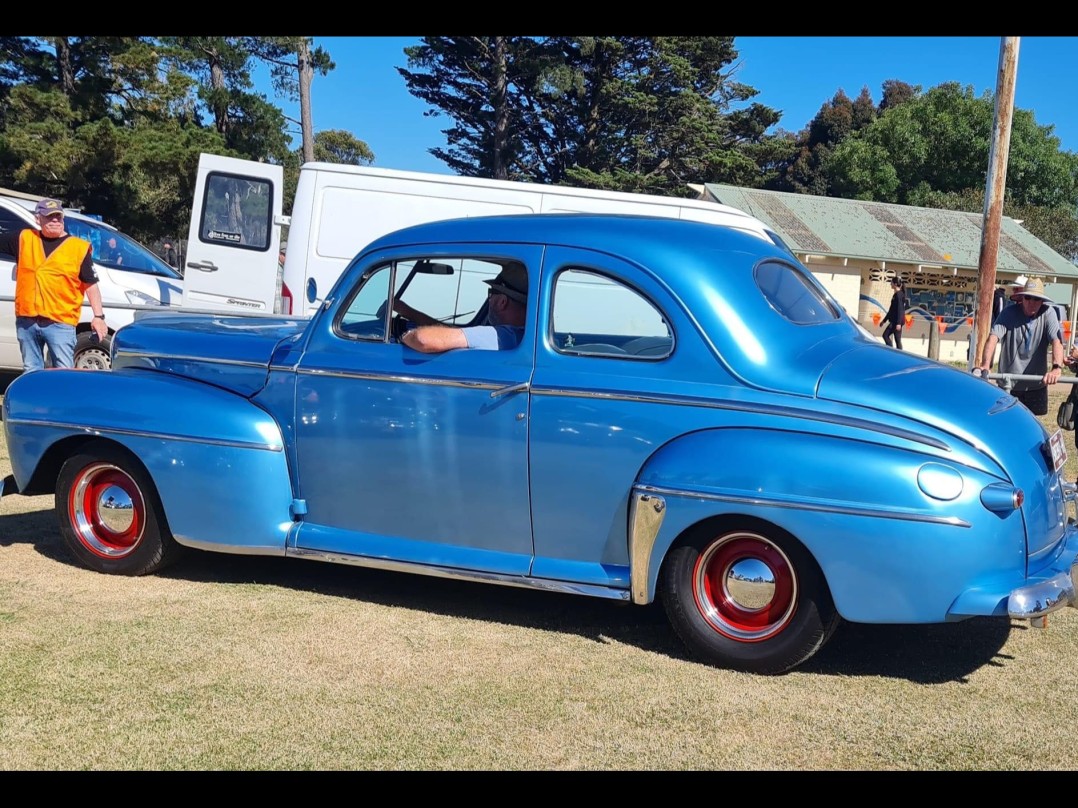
[692,532,797,642]
[67,462,145,559]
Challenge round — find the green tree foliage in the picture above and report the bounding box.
[769,87,877,195]
[0,36,338,242]
[249,36,336,163]
[821,81,1078,256]
[398,37,530,181]
[399,36,789,194]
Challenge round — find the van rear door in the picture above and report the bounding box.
[183,154,284,312]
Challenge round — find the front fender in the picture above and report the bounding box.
[3,368,295,554]
[631,427,1024,623]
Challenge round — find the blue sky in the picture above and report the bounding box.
[256,36,1078,176]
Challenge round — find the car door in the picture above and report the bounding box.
[526,246,724,589]
[183,153,284,312]
[290,246,541,576]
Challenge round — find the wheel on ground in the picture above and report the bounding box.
[73,331,112,370]
[55,440,182,575]
[659,522,839,675]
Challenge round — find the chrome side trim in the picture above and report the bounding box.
[298,366,504,391]
[5,419,283,452]
[633,483,971,527]
[534,388,949,450]
[290,366,947,450]
[629,492,666,605]
[287,548,633,601]
[176,535,288,555]
[113,350,268,369]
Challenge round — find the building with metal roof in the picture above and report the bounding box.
[693,183,1078,362]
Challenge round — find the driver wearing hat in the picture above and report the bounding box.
[396,262,528,353]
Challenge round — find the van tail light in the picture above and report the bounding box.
[281,283,293,315]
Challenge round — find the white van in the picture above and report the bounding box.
[0,196,184,370]
[183,154,789,318]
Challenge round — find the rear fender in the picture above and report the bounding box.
[3,369,295,554]
[631,428,1019,623]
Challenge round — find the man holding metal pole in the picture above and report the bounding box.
[974,277,1064,415]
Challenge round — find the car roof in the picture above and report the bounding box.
[364,212,777,261]
[0,196,118,231]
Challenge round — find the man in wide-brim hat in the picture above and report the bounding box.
[975,276,1065,415]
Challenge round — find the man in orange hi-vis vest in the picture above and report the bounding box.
[0,198,107,372]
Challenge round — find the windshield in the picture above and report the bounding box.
[64,218,182,280]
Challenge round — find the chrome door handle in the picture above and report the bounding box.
[490,381,530,399]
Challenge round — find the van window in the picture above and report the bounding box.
[197,171,273,252]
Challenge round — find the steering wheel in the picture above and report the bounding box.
[375,297,408,341]
[376,298,391,322]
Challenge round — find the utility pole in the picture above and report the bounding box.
[972,37,1020,368]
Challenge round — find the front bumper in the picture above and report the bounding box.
[1007,520,1078,622]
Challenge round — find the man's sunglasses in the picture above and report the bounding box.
[1015,295,1040,302]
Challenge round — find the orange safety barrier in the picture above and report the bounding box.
[937,316,945,334]
[904,314,914,329]
[1065,321,1072,338]
[872,312,881,327]
[966,317,973,327]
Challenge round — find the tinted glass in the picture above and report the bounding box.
[755,260,840,324]
[63,218,182,279]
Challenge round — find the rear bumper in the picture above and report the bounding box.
[1007,524,1078,621]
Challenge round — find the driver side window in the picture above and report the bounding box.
[336,257,507,342]
[338,265,392,340]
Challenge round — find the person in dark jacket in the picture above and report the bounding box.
[160,240,177,268]
[880,276,907,350]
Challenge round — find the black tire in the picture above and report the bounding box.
[55,440,182,576]
[73,331,112,371]
[659,521,840,675]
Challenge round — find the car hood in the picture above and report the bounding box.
[111,312,307,397]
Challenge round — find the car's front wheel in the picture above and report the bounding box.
[659,522,839,675]
[55,441,182,575]
[73,331,112,370]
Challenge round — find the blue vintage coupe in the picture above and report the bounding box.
[4,213,1077,674]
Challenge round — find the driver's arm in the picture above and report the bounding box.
[402,325,468,353]
[393,299,439,327]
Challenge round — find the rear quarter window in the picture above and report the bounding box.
[755,260,841,325]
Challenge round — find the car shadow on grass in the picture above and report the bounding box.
[5,509,1014,684]
[176,549,1019,684]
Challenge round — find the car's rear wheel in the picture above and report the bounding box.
[55,441,181,575]
[73,331,112,370]
[659,522,839,675]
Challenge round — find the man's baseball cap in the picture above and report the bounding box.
[34,198,64,217]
